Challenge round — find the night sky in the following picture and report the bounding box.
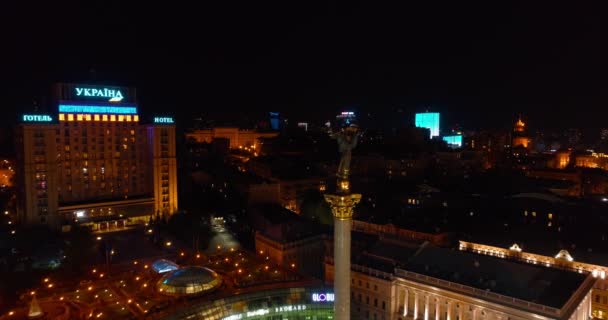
[2,1,608,130]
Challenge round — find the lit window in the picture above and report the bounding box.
[532,211,536,217]
[94,114,100,121]
[524,210,528,216]
[59,114,65,121]
[110,115,116,122]
[77,114,83,121]
[67,114,74,121]
[134,115,139,122]
[548,213,553,220]
[85,114,92,121]
[118,115,124,122]
[102,115,108,121]
[126,115,132,122]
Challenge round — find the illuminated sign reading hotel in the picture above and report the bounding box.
[154,117,175,124]
[22,114,53,122]
[75,87,124,102]
[59,104,137,114]
[312,293,334,302]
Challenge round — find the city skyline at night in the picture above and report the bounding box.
[2,2,608,320]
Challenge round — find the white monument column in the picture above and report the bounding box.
[325,191,361,320]
[325,126,362,320]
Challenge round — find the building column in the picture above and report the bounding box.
[435,297,441,320]
[404,289,409,317]
[458,304,464,320]
[472,308,479,320]
[414,291,419,319]
[424,295,429,320]
[446,301,453,320]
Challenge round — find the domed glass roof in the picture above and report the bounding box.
[157,266,222,296]
[152,259,179,274]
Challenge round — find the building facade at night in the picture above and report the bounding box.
[185,127,278,150]
[415,112,440,139]
[16,83,178,229]
[325,240,595,320]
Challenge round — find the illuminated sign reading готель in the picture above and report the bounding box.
[22,114,53,122]
[75,87,124,102]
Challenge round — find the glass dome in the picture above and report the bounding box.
[152,259,179,274]
[157,266,222,296]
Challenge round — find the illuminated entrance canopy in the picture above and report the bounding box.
[22,114,53,122]
[75,87,124,102]
[59,104,138,115]
[154,117,175,124]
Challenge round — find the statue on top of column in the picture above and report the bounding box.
[329,124,360,183]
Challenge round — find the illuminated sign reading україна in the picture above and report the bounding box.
[75,87,124,102]
[22,114,53,122]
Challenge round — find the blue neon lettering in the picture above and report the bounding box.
[22,115,52,122]
[74,87,125,101]
[154,117,174,124]
[58,104,137,114]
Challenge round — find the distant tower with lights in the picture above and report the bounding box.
[324,125,361,320]
[512,115,531,149]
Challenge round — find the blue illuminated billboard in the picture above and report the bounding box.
[442,135,463,148]
[415,113,440,138]
[58,104,138,115]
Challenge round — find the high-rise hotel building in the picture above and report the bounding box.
[16,83,178,230]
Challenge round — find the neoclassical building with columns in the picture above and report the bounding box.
[326,239,595,320]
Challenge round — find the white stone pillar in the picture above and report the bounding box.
[424,295,430,320]
[447,301,452,320]
[404,289,409,317]
[414,291,419,319]
[333,218,352,320]
[435,297,441,320]
[472,308,479,320]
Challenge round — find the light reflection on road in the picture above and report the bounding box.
[206,219,240,253]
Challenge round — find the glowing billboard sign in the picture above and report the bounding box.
[58,104,137,115]
[22,114,53,122]
[221,305,308,320]
[415,113,440,138]
[442,135,463,148]
[312,293,334,302]
[154,117,175,124]
[75,87,124,102]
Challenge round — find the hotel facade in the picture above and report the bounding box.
[16,83,178,230]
